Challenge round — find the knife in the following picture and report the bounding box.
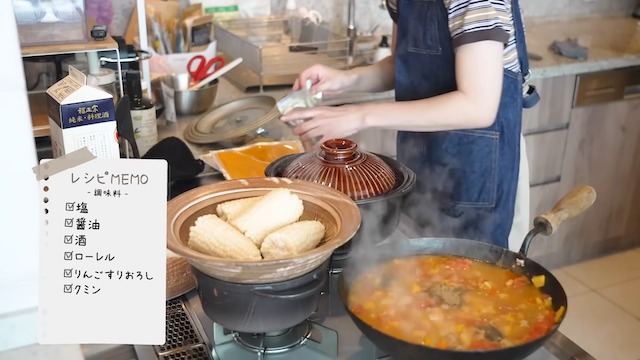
[115,96,141,158]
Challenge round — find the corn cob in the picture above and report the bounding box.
[216,196,263,221]
[188,214,262,261]
[260,220,326,260]
[230,188,304,247]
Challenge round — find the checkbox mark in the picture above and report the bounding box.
[64,235,72,244]
[63,284,72,293]
[65,202,74,211]
[64,218,73,227]
[63,269,72,278]
[64,252,72,261]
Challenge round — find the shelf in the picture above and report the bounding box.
[23,36,124,137]
[21,37,119,58]
[29,93,50,138]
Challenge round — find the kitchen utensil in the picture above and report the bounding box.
[189,57,243,90]
[166,177,361,284]
[265,140,416,245]
[281,139,397,201]
[172,72,191,91]
[173,79,219,116]
[182,95,278,146]
[115,96,140,158]
[187,55,226,83]
[192,259,329,333]
[338,185,597,360]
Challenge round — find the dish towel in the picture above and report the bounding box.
[549,38,589,60]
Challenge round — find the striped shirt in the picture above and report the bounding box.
[387,0,521,73]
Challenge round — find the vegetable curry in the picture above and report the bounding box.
[348,255,564,351]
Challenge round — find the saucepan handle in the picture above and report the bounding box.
[518,185,596,257]
[534,185,597,236]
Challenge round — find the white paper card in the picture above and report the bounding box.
[38,158,167,345]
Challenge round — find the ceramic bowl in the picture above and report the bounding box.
[166,177,361,284]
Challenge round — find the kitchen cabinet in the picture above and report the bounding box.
[556,97,640,264]
[524,129,568,186]
[522,75,576,134]
[521,75,574,226]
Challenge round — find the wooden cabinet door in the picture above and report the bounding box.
[557,98,640,263]
[524,129,568,186]
[522,75,576,134]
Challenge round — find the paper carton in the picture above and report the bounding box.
[47,66,120,159]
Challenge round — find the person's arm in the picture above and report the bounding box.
[282,39,504,143]
[363,39,504,130]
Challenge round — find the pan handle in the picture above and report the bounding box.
[519,185,596,257]
[534,185,597,236]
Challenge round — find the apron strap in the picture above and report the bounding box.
[511,0,540,109]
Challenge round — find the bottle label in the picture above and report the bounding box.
[131,108,158,156]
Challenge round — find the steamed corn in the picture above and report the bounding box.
[216,196,263,221]
[230,188,304,247]
[188,214,262,261]
[260,220,326,260]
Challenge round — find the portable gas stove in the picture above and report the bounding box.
[134,221,596,360]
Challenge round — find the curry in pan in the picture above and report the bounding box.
[348,255,564,351]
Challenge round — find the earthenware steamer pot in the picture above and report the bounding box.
[265,139,416,245]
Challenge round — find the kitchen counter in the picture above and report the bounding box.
[525,16,640,78]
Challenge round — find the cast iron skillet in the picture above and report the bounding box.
[338,185,596,360]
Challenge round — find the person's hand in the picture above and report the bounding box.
[292,64,357,97]
[281,104,368,146]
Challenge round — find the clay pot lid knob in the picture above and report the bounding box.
[319,139,360,163]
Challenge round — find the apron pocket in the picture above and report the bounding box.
[404,0,442,54]
[438,130,499,207]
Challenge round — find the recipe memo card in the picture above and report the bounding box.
[37,153,167,345]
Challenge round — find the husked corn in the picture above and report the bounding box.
[188,214,262,261]
[261,220,326,260]
[216,196,262,221]
[230,188,304,247]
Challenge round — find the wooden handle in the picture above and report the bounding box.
[533,185,597,235]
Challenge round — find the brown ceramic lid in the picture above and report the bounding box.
[282,139,397,201]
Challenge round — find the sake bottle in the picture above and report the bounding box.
[125,71,157,156]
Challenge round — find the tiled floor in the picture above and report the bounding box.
[554,247,640,360]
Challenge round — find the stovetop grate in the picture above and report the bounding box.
[153,298,212,360]
[159,344,211,360]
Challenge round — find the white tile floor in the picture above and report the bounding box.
[553,247,640,360]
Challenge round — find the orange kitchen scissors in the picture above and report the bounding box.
[187,55,226,83]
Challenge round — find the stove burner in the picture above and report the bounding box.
[234,323,312,354]
[330,242,352,274]
[211,320,338,360]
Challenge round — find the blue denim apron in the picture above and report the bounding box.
[394,0,537,248]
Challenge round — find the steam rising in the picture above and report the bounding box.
[345,157,495,285]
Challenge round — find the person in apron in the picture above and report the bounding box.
[281,0,539,249]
